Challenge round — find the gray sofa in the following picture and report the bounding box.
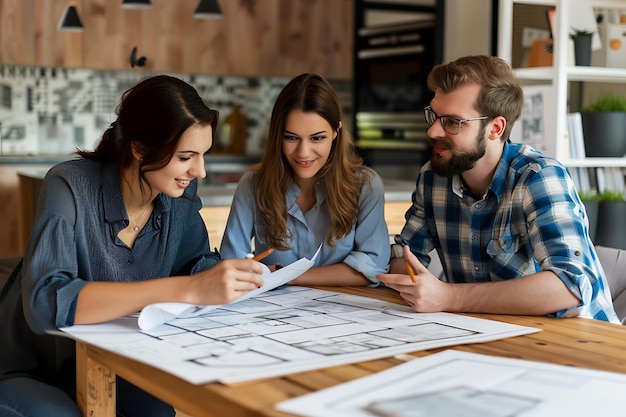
[595,246,626,324]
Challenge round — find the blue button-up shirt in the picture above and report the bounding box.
[1,158,220,382]
[220,169,390,283]
[392,141,618,322]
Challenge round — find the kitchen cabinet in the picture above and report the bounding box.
[497,0,626,169]
[0,0,353,79]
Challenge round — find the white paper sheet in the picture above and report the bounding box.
[61,286,539,385]
[137,245,322,330]
[277,350,626,417]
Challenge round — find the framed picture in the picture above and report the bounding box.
[510,85,555,156]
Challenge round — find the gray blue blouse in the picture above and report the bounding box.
[220,168,390,283]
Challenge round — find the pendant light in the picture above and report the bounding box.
[57,4,84,32]
[194,0,222,19]
[121,0,152,9]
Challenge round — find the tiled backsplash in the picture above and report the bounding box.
[0,66,352,156]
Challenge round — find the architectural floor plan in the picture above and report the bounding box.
[61,286,539,385]
[277,350,626,417]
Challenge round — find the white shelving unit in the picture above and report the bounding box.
[498,0,626,169]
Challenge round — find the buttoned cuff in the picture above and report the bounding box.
[391,243,404,259]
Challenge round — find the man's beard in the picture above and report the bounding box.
[430,128,487,178]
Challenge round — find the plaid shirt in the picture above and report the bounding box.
[392,141,618,322]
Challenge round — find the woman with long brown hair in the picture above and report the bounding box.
[221,73,389,285]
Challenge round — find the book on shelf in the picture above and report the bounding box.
[574,167,626,197]
[587,168,599,195]
[595,167,626,194]
[596,167,608,194]
[567,112,586,159]
[565,112,595,194]
[608,167,626,193]
[578,167,593,194]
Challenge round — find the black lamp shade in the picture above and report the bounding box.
[121,0,151,9]
[57,5,83,32]
[194,0,222,19]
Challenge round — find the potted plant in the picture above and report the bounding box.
[570,28,594,66]
[581,93,626,158]
[594,190,626,250]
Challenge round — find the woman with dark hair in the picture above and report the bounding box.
[220,73,389,286]
[0,75,263,417]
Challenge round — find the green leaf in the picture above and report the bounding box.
[583,93,626,113]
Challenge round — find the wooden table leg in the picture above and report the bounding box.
[76,341,117,417]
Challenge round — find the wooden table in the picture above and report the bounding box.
[75,286,626,417]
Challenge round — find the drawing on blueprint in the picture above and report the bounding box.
[61,286,539,385]
[278,350,626,417]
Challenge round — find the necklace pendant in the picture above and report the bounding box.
[133,225,139,232]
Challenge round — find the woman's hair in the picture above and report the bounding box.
[427,55,523,141]
[254,73,368,250]
[77,75,219,194]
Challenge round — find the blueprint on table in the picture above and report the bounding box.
[61,286,540,385]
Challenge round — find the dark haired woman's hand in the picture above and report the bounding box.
[185,259,264,305]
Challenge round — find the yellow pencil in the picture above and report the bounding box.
[253,248,274,261]
[404,260,416,283]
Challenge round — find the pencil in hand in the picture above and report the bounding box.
[404,260,416,283]
[253,248,274,261]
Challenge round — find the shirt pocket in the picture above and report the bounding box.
[253,221,270,246]
[486,231,532,279]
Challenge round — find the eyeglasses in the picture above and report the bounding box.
[424,106,491,135]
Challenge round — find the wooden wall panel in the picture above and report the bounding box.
[0,0,84,67]
[0,165,21,257]
[274,0,353,78]
[0,0,38,66]
[0,0,353,79]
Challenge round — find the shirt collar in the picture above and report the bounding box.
[450,140,514,200]
[489,139,516,200]
[451,175,464,198]
[102,162,171,225]
[286,179,327,209]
